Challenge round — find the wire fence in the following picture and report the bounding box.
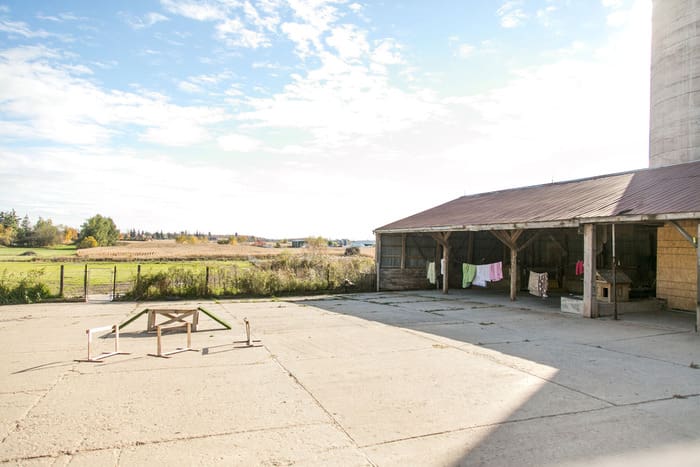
[0,257,377,304]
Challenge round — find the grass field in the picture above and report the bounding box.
[0,241,376,302]
[0,260,252,296]
[0,245,77,261]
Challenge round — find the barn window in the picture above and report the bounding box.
[380,235,402,268]
[406,235,435,268]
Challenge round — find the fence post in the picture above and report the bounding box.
[59,264,64,298]
[83,264,88,303]
[136,264,141,291]
[205,266,210,296]
[112,265,117,300]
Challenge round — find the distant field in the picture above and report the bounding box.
[75,240,375,261]
[0,241,376,299]
[0,245,77,261]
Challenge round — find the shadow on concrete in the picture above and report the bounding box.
[305,289,700,466]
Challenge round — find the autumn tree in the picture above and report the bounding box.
[79,214,119,246]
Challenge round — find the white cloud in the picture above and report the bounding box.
[497,1,528,28]
[325,24,369,61]
[125,12,169,29]
[443,0,651,186]
[216,17,270,48]
[0,19,54,38]
[457,43,475,58]
[602,0,624,8]
[218,133,262,152]
[0,45,226,146]
[159,0,226,21]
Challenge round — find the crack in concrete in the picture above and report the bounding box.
[579,341,698,369]
[1,360,79,446]
[360,393,700,450]
[0,422,341,464]
[268,348,378,467]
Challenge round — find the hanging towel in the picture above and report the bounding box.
[473,264,491,287]
[575,260,584,276]
[462,263,477,288]
[489,261,503,281]
[528,271,548,298]
[427,262,436,285]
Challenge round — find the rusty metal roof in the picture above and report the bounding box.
[375,161,700,233]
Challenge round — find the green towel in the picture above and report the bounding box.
[462,263,476,288]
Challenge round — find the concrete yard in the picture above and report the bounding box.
[1,290,699,466]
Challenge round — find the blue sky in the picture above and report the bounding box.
[0,0,651,239]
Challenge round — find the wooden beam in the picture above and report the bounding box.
[466,231,474,263]
[510,247,517,301]
[517,231,542,252]
[583,224,598,318]
[670,220,698,247]
[442,243,450,294]
[375,232,381,292]
[400,234,406,270]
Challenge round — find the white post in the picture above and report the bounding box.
[583,224,598,318]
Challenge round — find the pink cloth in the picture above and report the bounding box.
[489,261,503,281]
[575,260,584,276]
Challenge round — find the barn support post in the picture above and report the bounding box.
[400,234,406,270]
[375,233,381,292]
[510,247,518,301]
[431,232,452,294]
[583,224,598,318]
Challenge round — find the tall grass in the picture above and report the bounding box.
[0,269,52,304]
[126,253,375,300]
[0,254,376,303]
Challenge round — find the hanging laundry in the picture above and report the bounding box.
[440,258,446,275]
[473,264,491,287]
[462,263,477,288]
[489,261,503,281]
[528,270,549,298]
[575,260,584,276]
[427,262,436,285]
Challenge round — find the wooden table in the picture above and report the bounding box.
[147,308,199,332]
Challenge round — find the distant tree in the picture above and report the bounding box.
[15,215,32,246]
[79,214,119,246]
[77,236,98,249]
[62,227,78,244]
[0,210,19,231]
[0,225,13,246]
[305,236,328,251]
[29,218,62,247]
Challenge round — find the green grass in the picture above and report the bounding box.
[0,245,77,261]
[0,260,251,296]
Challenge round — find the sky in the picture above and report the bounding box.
[0,0,652,240]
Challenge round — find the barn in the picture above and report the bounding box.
[373,0,700,330]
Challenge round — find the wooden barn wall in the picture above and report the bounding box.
[656,220,698,311]
[377,233,435,291]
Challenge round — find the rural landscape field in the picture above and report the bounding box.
[0,240,376,304]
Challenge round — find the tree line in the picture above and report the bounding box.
[0,210,119,248]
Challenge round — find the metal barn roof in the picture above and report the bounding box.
[375,161,700,233]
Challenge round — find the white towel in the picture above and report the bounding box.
[427,262,436,284]
[473,264,491,287]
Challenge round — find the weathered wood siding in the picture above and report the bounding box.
[379,268,431,290]
[657,220,698,311]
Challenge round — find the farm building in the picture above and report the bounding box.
[374,0,700,330]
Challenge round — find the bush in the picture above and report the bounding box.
[175,235,200,244]
[344,246,360,256]
[0,269,52,304]
[77,236,98,249]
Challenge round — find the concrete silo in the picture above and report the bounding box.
[650,0,700,167]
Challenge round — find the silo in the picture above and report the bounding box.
[649,0,700,168]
